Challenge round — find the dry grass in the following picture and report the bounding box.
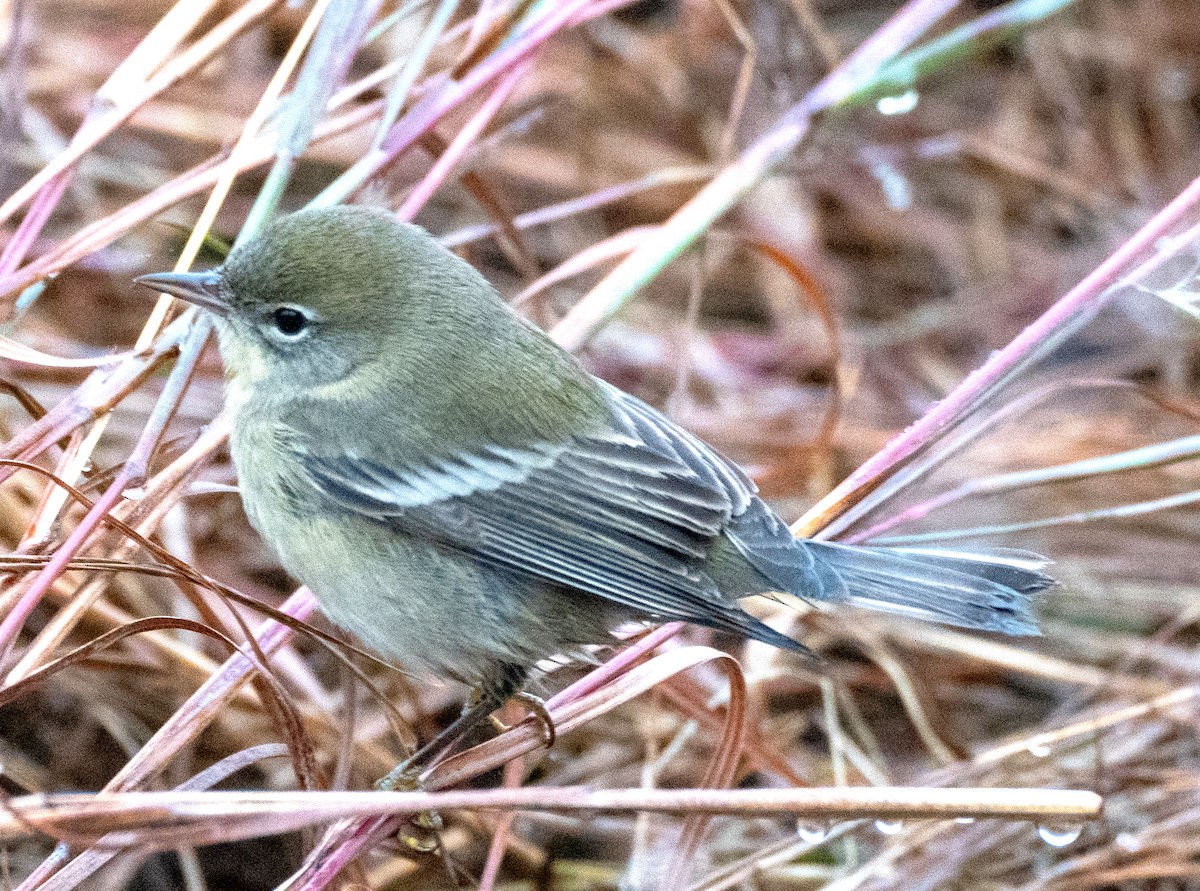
[1,0,1199,889]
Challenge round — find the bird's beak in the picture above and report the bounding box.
[134,270,229,316]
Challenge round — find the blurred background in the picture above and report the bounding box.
[2,0,1200,888]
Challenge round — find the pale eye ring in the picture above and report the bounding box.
[271,306,310,337]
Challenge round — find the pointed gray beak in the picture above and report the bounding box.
[134,269,228,316]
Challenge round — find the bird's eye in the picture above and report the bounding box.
[271,306,310,337]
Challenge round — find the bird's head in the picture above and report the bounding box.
[137,206,480,393]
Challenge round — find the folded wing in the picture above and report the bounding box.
[291,383,812,652]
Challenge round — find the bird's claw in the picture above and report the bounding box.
[378,758,444,854]
[516,691,556,748]
[489,692,556,748]
[377,758,423,792]
[399,808,444,853]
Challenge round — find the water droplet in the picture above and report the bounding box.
[796,821,828,843]
[1037,823,1082,847]
[1115,831,1141,852]
[875,89,919,116]
[954,817,976,825]
[870,159,912,211]
[123,486,146,501]
[1026,740,1052,758]
[16,280,47,314]
[874,819,903,836]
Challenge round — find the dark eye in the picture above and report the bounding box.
[272,306,309,337]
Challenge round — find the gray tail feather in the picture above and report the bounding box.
[804,541,1052,636]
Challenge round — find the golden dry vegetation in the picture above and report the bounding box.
[1,0,1199,889]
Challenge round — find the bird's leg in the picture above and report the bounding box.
[377,694,507,791]
[380,667,527,854]
[377,663,529,791]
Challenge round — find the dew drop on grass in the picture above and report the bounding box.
[1037,823,1082,847]
[1115,831,1141,852]
[1026,740,1052,758]
[874,819,903,836]
[796,821,828,843]
[954,817,976,825]
[876,89,919,115]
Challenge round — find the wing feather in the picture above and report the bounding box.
[289,386,805,648]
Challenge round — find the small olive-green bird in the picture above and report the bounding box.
[138,207,1050,732]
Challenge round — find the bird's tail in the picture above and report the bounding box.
[804,541,1052,636]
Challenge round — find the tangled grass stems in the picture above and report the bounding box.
[2,0,1199,888]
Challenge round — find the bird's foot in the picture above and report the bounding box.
[377,757,423,792]
[518,691,557,748]
[490,691,557,748]
[398,808,444,854]
[377,758,444,854]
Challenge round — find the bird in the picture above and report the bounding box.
[136,206,1052,768]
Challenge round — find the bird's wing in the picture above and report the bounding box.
[288,383,806,648]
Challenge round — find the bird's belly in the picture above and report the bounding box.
[230,424,617,683]
[278,514,618,683]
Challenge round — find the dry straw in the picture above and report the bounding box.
[2,0,1198,888]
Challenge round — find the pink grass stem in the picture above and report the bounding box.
[6,786,1105,836]
[547,622,683,709]
[111,591,317,791]
[550,0,958,351]
[0,320,209,657]
[0,318,188,481]
[439,166,712,247]
[477,754,525,891]
[0,0,284,229]
[22,588,318,891]
[327,0,628,204]
[0,99,383,302]
[846,488,960,543]
[283,814,394,891]
[283,624,687,889]
[801,170,1200,539]
[836,378,1147,543]
[0,0,230,263]
[0,175,71,278]
[397,60,530,221]
[0,480,125,661]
